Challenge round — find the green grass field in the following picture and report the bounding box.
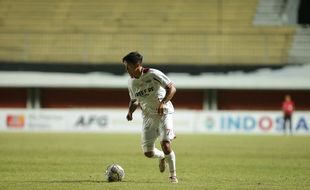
[0,133,309,190]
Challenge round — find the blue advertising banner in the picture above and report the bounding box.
[195,111,310,135]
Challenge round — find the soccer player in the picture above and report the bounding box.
[282,94,295,135]
[123,52,178,183]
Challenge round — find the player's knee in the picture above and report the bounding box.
[144,151,154,158]
[161,141,172,155]
[162,148,171,155]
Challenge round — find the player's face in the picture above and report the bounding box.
[124,61,138,78]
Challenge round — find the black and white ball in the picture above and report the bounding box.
[105,164,125,182]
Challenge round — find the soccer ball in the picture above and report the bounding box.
[105,164,125,182]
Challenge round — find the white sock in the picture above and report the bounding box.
[165,151,176,177]
[152,148,165,159]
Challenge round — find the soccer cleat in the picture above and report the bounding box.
[159,158,166,173]
[169,176,178,184]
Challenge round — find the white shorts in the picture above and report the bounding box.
[141,113,176,152]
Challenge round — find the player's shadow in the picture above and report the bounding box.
[5,179,164,184]
[19,180,108,184]
[41,180,162,184]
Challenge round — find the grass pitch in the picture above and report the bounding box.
[0,133,309,190]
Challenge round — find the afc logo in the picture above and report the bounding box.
[75,115,108,128]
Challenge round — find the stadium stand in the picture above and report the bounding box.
[0,0,296,64]
[289,27,310,64]
[254,0,286,25]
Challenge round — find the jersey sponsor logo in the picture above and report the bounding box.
[135,87,154,97]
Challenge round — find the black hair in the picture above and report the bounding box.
[122,52,143,65]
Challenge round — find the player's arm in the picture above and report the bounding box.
[126,99,139,121]
[158,82,176,115]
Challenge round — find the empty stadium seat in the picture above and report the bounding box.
[0,0,296,64]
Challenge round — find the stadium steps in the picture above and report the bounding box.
[0,0,296,64]
[254,0,286,25]
[289,27,310,64]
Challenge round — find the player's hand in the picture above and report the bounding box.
[157,102,165,116]
[126,113,133,121]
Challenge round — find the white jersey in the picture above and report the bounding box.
[128,68,174,115]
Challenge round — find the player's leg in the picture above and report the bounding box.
[161,141,177,183]
[288,116,293,135]
[141,116,164,159]
[159,114,177,183]
[143,145,165,159]
[142,116,166,173]
[283,116,287,135]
